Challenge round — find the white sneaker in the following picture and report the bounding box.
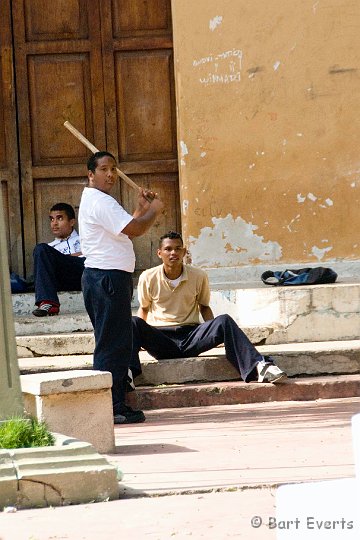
[257,359,287,383]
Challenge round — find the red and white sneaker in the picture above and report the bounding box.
[32,301,60,317]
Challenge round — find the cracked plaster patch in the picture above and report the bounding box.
[189,214,282,266]
[311,245,333,261]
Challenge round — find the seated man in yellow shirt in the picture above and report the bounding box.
[131,231,287,384]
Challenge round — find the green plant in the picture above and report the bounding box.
[0,417,55,449]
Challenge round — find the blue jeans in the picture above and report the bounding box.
[82,267,134,411]
[131,314,264,382]
[33,243,85,305]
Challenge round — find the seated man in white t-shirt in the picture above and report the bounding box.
[32,202,85,317]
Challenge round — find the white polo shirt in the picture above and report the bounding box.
[79,187,135,272]
[48,229,81,255]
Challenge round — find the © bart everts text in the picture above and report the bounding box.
[250,516,354,530]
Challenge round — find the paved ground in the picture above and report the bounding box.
[1,397,359,540]
[111,398,358,495]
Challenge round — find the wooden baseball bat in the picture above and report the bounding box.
[64,121,153,202]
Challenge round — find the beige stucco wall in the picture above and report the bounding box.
[171,0,360,272]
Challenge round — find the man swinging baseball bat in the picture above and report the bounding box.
[70,127,164,424]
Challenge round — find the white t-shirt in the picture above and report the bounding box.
[78,187,135,271]
[48,229,81,255]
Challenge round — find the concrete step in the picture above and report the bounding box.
[18,339,360,381]
[12,279,360,343]
[12,290,140,318]
[210,279,360,344]
[15,309,142,337]
[15,327,271,357]
[15,313,93,337]
[12,290,88,317]
[126,374,360,410]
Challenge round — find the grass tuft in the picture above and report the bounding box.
[0,417,55,449]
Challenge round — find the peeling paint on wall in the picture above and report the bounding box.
[297,194,306,203]
[172,0,360,269]
[273,60,281,71]
[189,214,282,267]
[311,245,333,260]
[209,16,223,31]
[180,141,189,156]
[180,141,189,166]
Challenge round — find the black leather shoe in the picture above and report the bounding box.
[114,406,145,424]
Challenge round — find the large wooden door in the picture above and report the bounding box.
[12,0,107,276]
[0,0,22,274]
[99,0,179,271]
[11,0,179,277]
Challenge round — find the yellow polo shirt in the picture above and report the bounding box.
[137,264,211,326]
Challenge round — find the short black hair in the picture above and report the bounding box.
[159,231,183,248]
[50,203,75,221]
[87,151,116,173]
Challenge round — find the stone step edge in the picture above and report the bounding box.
[16,324,272,346]
[127,374,360,410]
[18,340,360,390]
[17,338,360,364]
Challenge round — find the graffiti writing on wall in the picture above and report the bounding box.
[192,48,243,85]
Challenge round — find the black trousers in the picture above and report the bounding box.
[33,243,85,305]
[82,267,134,411]
[131,314,263,382]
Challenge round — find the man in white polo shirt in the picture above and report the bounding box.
[32,202,85,317]
[131,231,287,385]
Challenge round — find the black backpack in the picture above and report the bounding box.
[261,267,338,286]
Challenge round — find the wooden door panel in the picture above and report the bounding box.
[23,0,89,40]
[112,0,171,36]
[115,50,176,160]
[28,54,95,163]
[12,0,105,275]
[0,0,22,274]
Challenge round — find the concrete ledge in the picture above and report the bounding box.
[15,326,270,357]
[21,371,115,453]
[136,341,360,386]
[13,280,360,344]
[210,281,360,343]
[17,332,94,358]
[15,313,93,338]
[20,370,111,395]
[12,291,86,317]
[18,340,360,384]
[12,291,139,318]
[0,434,119,509]
[127,374,360,410]
[136,340,360,385]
